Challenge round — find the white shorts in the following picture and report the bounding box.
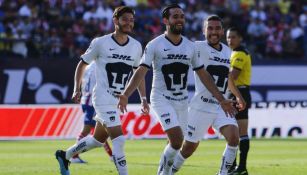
[93,104,121,127]
[185,107,238,143]
[151,103,188,133]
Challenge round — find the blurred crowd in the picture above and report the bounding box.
[0,0,306,60]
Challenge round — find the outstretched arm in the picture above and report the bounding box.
[72,60,88,103]
[117,66,149,113]
[195,68,237,117]
[228,73,246,111]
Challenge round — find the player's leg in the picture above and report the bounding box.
[152,104,183,175]
[106,125,127,175]
[55,122,106,175]
[71,105,98,163]
[232,87,251,175]
[65,122,107,159]
[171,108,213,174]
[215,110,239,175]
[94,105,128,175]
[232,119,249,175]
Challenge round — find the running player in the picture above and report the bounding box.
[55,6,149,175]
[170,15,246,175]
[70,62,113,164]
[227,27,252,175]
[117,5,237,175]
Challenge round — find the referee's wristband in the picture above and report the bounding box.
[141,96,147,101]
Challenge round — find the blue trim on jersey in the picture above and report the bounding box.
[111,34,130,46]
[80,58,89,65]
[140,63,151,69]
[193,64,204,71]
[165,35,183,46]
[207,41,223,52]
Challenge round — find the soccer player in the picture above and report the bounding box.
[55,6,149,175]
[226,27,252,175]
[117,5,237,175]
[170,15,246,175]
[70,62,113,164]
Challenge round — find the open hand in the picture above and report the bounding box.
[117,94,128,113]
[220,99,238,117]
[71,91,81,104]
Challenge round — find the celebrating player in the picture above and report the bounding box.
[170,15,246,175]
[70,62,113,164]
[117,5,236,175]
[55,6,149,175]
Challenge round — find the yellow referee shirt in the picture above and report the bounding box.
[230,46,252,86]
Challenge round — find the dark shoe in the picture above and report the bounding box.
[55,150,70,175]
[232,167,248,175]
[227,164,236,175]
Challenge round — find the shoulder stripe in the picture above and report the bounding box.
[193,64,204,71]
[140,63,151,69]
[81,58,89,65]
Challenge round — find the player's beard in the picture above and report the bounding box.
[170,24,183,35]
[118,23,133,35]
[208,34,221,46]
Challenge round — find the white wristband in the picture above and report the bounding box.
[141,96,147,101]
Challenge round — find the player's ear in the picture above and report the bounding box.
[162,17,168,25]
[113,17,118,25]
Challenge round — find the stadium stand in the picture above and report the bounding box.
[0,0,306,60]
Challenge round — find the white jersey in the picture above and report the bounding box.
[190,41,232,113]
[141,34,204,107]
[81,33,142,106]
[81,62,96,106]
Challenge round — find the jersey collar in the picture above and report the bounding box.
[111,34,130,46]
[164,35,183,46]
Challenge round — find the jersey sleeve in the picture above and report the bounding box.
[80,38,99,64]
[140,41,155,69]
[133,42,143,68]
[192,42,205,70]
[231,52,246,70]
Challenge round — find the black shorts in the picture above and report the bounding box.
[229,86,251,120]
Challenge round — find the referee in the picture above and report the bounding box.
[226,27,252,175]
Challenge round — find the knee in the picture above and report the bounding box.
[228,134,239,146]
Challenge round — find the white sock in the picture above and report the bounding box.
[112,135,127,175]
[171,152,186,173]
[219,144,238,175]
[158,144,178,174]
[65,135,102,160]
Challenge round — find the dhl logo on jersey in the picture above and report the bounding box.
[108,54,133,61]
[163,54,190,60]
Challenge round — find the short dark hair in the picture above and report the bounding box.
[205,15,224,27]
[113,6,135,19]
[162,4,182,18]
[227,27,242,37]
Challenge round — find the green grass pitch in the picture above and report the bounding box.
[0,139,306,175]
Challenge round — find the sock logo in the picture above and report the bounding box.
[118,160,126,167]
[165,119,170,125]
[73,141,87,153]
[188,131,193,137]
[110,116,115,122]
[225,161,232,169]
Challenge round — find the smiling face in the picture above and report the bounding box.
[114,12,134,34]
[203,19,224,46]
[164,7,185,35]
